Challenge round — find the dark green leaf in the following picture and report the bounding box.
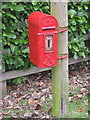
[9,59,14,65]
[6,60,9,64]
[69,18,76,25]
[22,47,29,53]
[11,45,15,53]
[85,12,88,18]
[4,11,16,19]
[6,49,11,57]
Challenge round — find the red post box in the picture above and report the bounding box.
[28,11,58,68]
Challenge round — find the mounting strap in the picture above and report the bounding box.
[58,54,68,60]
[57,27,68,34]
[58,27,68,60]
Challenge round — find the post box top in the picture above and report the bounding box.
[27,11,58,27]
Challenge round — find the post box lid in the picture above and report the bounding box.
[27,11,58,27]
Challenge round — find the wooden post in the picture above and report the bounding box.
[0,81,7,97]
[0,66,7,97]
[51,1,69,117]
[0,1,7,98]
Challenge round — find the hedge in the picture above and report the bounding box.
[2,2,89,71]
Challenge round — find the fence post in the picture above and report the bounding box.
[0,1,7,98]
[51,1,69,117]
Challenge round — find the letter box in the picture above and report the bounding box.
[28,11,58,68]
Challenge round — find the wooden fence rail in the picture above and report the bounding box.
[2,56,90,81]
[0,56,90,97]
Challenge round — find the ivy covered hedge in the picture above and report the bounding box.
[2,2,89,71]
[68,2,89,59]
[2,2,50,71]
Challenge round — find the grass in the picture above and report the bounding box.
[69,96,88,118]
[2,65,89,119]
[68,85,88,118]
[3,86,88,119]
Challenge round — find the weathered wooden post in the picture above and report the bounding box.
[51,1,69,117]
[0,1,7,98]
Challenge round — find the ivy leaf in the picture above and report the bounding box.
[9,59,14,65]
[73,45,79,52]
[74,53,78,59]
[42,6,49,10]
[78,52,85,57]
[11,45,15,53]
[81,41,85,47]
[80,27,86,34]
[71,26,76,31]
[22,47,29,53]
[76,19,83,23]
[71,38,78,43]
[32,2,37,5]
[83,52,85,58]
[16,5,24,11]
[3,32,7,36]
[25,19,28,28]
[14,60,18,68]
[15,46,19,53]
[68,10,76,17]
[15,41,18,45]
[18,57,24,66]
[8,34,16,39]
[6,60,9,64]
[69,18,76,25]
[33,6,39,10]
[17,28,23,32]
[6,48,11,57]
[76,43,82,48]
[84,5,88,10]
[85,12,88,18]
[82,17,86,23]
[78,6,82,10]
[2,4,9,9]
[69,44,72,49]
[78,11,85,16]
[3,11,16,19]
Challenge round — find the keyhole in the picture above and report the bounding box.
[48,40,50,48]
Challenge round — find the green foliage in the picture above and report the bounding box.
[68,2,89,59]
[12,76,27,85]
[2,2,50,71]
[2,2,89,73]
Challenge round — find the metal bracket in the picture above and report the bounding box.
[58,54,68,60]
